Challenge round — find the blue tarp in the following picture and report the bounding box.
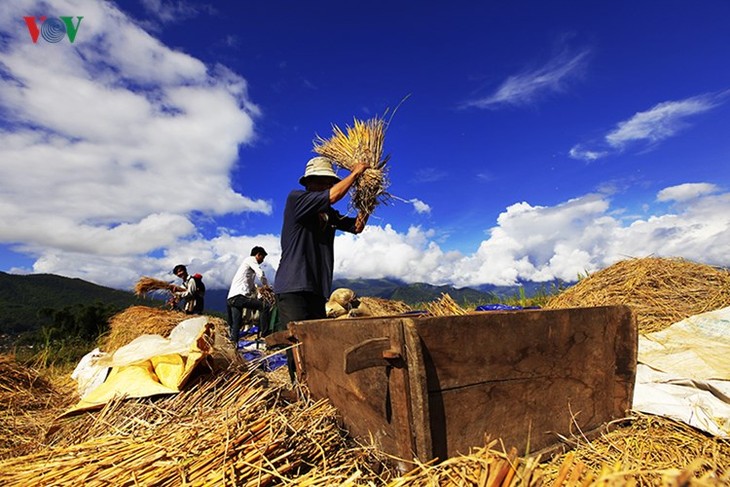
[240,349,287,372]
[475,304,541,311]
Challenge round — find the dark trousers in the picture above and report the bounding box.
[276,292,326,382]
[226,294,269,343]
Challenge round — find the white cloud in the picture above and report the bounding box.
[606,96,719,149]
[569,93,725,160]
[17,183,730,293]
[409,199,431,214]
[463,47,589,109]
[656,183,719,203]
[0,1,269,258]
[138,0,212,24]
[568,145,607,162]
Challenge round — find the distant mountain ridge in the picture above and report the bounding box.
[0,271,149,334]
[0,272,570,335]
[331,278,501,306]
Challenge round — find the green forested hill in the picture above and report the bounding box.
[0,272,149,334]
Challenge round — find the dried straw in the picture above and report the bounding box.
[134,276,173,297]
[99,305,228,354]
[313,116,391,215]
[358,296,412,317]
[1,366,387,486]
[99,305,189,353]
[545,257,730,334]
[0,356,75,460]
[541,412,730,485]
[424,293,469,317]
[258,285,276,307]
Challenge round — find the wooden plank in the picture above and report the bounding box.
[403,319,433,461]
[413,305,636,458]
[289,316,416,459]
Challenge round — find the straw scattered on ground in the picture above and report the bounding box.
[545,256,730,334]
[1,365,391,486]
[541,412,730,485]
[0,357,75,460]
[314,116,391,216]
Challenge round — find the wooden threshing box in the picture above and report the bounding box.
[288,305,637,462]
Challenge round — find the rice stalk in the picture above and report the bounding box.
[134,276,174,297]
[425,293,468,317]
[313,116,391,215]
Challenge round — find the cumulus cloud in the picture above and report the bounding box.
[463,46,590,109]
[16,182,730,292]
[657,183,719,203]
[409,199,431,214]
[0,1,269,258]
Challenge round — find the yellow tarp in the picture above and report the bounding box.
[64,316,213,415]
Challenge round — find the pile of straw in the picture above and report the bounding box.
[314,116,391,216]
[424,293,468,317]
[100,305,189,353]
[545,257,730,333]
[100,305,229,354]
[358,296,412,317]
[133,276,173,297]
[0,356,75,460]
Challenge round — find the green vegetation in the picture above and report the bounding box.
[13,302,122,367]
[0,272,156,366]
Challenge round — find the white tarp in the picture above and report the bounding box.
[633,306,730,437]
[70,347,110,398]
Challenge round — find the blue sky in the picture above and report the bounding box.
[2,0,730,291]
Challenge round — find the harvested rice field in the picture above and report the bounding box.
[2,257,729,485]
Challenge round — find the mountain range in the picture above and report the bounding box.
[0,271,569,336]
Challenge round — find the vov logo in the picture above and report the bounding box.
[23,16,83,44]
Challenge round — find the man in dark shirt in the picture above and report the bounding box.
[275,156,369,381]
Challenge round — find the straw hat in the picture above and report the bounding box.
[299,156,341,186]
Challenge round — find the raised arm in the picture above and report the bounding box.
[329,162,369,204]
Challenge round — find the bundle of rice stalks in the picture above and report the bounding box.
[314,116,391,216]
[425,293,469,317]
[545,257,730,334]
[133,276,173,297]
[258,284,276,307]
[99,305,228,354]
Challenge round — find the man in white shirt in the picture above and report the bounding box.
[226,246,270,343]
